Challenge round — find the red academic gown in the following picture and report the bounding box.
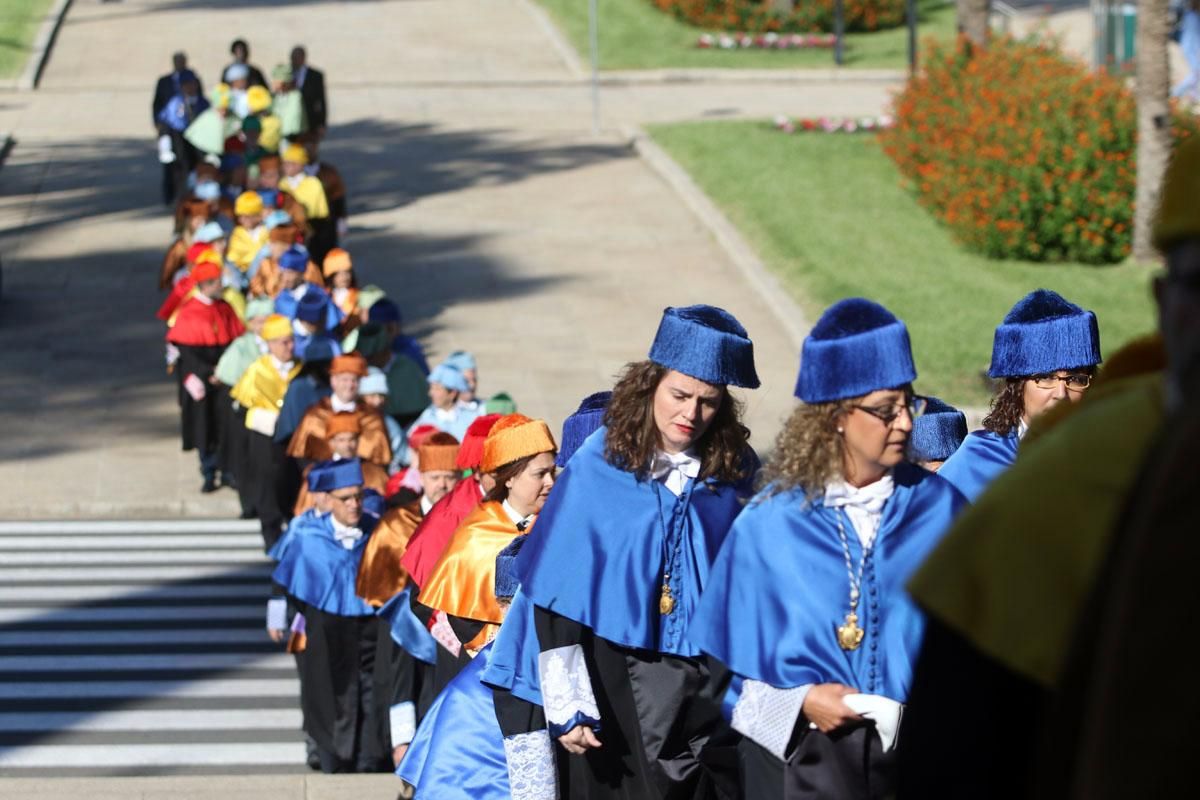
[398,477,484,590]
[166,296,245,454]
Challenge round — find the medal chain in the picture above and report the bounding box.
[834,510,875,648]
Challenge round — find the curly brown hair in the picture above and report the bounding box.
[761,400,854,501]
[603,360,752,485]
[982,379,1025,436]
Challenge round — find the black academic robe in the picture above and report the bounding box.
[293,605,390,772]
[535,608,739,800]
[174,344,225,454]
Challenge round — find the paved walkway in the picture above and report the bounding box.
[0,0,899,519]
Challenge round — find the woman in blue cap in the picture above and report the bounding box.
[937,289,1101,501]
[689,298,965,799]
[517,304,760,799]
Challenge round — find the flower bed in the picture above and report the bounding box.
[698,32,836,49]
[773,114,894,133]
[652,0,906,34]
[880,36,1199,264]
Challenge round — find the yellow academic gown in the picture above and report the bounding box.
[230,355,302,432]
[227,225,269,274]
[418,501,522,652]
[281,175,329,220]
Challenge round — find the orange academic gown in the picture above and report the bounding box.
[355,499,424,607]
[417,501,524,652]
[286,398,392,466]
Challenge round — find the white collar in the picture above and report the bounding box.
[254,335,268,353]
[650,449,701,496]
[502,499,535,531]
[270,355,294,376]
[331,396,357,413]
[193,292,215,305]
[329,514,363,549]
[433,405,457,422]
[823,474,895,548]
[1017,419,1029,440]
[420,494,434,515]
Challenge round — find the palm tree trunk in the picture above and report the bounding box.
[957,0,991,45]
[1134,0,1172,261]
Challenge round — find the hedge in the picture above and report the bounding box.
[879,36,1198,264]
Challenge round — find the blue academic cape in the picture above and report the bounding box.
[479,589,542,705]
[378,587,438,666]
[518,428,756,657]
[274,284,344,333]
[267,509,323,561]
[689,463,964,701]
[271,512,377,617]
[398,642,511,799]
[935,430,1020,503]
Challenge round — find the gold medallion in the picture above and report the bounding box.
[837,612,864,651]
[659,584,676,615]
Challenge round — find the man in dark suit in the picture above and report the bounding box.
[223,39,267,88]
[153,52,200,130]
[291,46,327,140]
[153,52,202,204]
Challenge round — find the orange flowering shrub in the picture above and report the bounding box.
[651,0,905,34]
[880,36,1198,263]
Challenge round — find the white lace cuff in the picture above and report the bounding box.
[730,680,810,761]
[390,701,416,746]
[538,644,601,734]
[503,729,558,800]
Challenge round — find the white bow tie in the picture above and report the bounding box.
[651,451,700,497]
[331,521,363,549]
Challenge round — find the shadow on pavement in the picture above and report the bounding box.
[0,120,625,463]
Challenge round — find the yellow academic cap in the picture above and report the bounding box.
[235,191,264,217]
[246,85,272,115]
[282,143,309,165]
[261,314,293,341]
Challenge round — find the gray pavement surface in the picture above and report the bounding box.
[0,0,901,519]
[0,520,304,777]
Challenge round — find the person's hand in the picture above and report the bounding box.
[558,725,601,755]
[267,628,286,643]
[392,743,408,766]
[802,683,864,733]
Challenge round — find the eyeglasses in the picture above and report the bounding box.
[329,491,364,505]
[1031,374,1092,392]
[851,396,927,426]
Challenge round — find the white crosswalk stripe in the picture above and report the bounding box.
[0,519,306,776]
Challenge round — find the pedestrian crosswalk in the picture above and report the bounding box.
[0,520,307,776]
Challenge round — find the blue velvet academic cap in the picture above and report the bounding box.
[648,305,760,389]
[324,458,364,491]
[556,391,611,468]
[910,396,968,462]
[444,350,476,372]
[427,363,470,393]
[279,245,308,272]
[494,535,528,600]
[368,299,401,325]
[987,289,1102,378]
[296,290,327,324]
[307,460,336,491]
[796,298,917,403]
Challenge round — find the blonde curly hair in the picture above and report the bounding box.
[761,399,854,501]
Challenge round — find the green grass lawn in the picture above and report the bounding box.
[535,0,955,70]
[0,0,54,79]
[650,121,1158,407]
